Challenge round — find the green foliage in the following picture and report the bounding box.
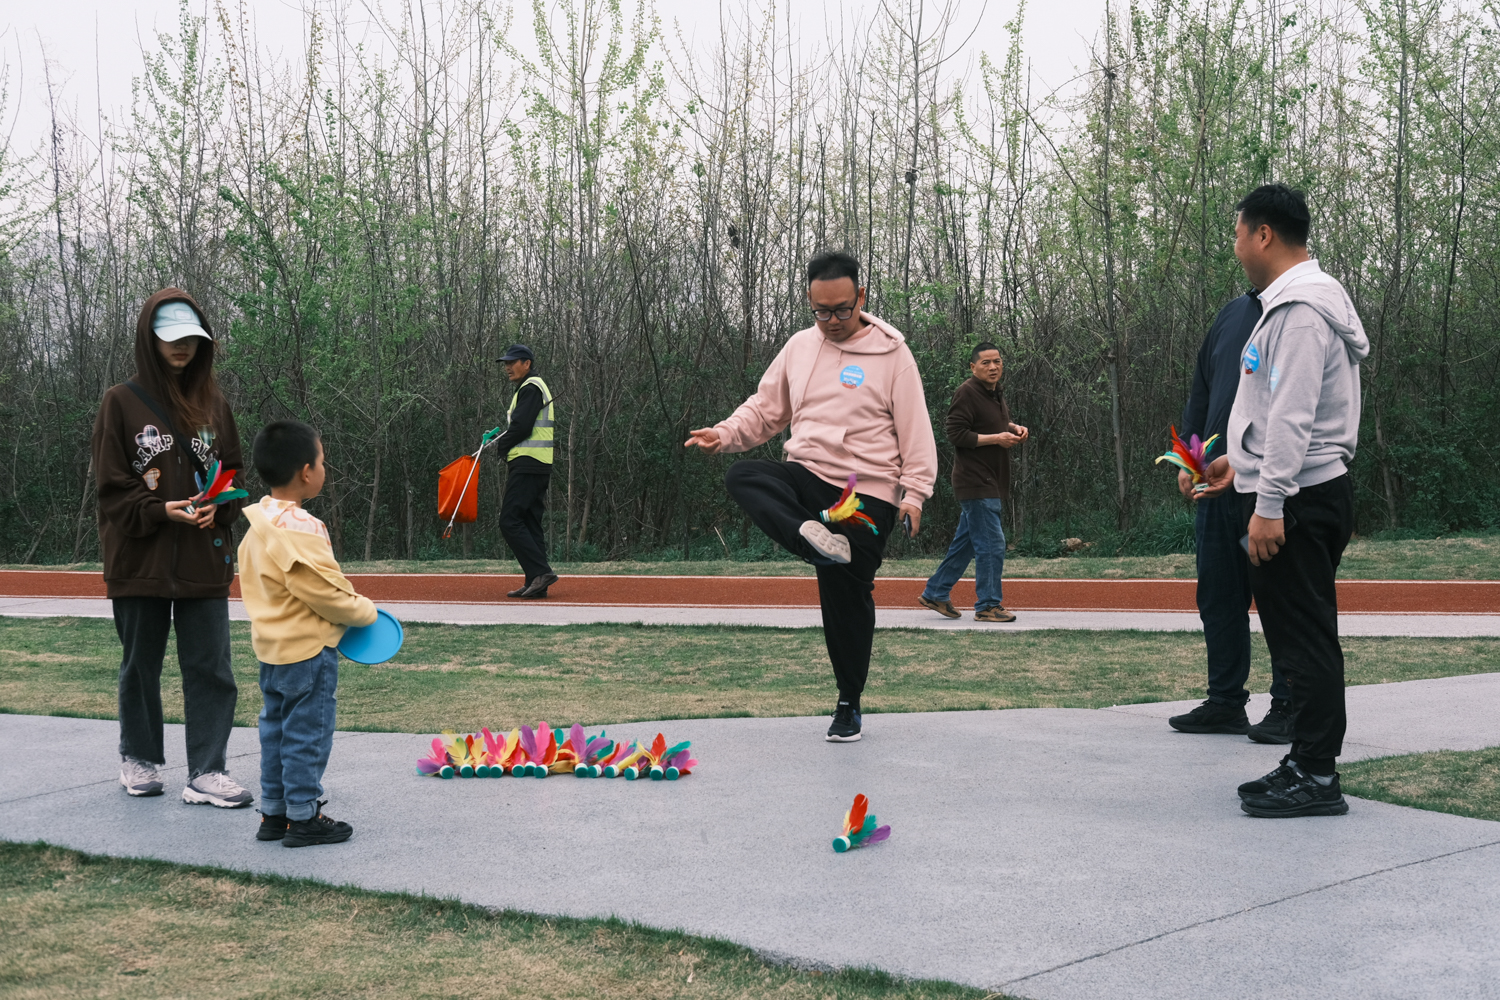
[0,0,1497,563]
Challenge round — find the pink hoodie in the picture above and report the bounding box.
[714,313,938,509]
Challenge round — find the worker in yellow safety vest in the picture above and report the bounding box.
[485,344,557,598]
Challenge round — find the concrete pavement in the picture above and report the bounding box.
[2,672,1498,999]
[1,595,1497,636]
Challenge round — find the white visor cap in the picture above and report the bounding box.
[152,300,212,342]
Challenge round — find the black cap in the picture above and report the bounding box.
[497,344,535,363]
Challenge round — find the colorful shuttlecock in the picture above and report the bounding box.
[832,793,891,852]
[186,458,249,515]
[819,474,879,533]
[416,737,454,778]
[1154,426,1220,486]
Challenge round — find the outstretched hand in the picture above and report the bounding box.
[684,428,722,454]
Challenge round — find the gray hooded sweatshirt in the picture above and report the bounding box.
[1227,259,1370,519]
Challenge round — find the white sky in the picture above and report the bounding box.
[3,0,1112,158]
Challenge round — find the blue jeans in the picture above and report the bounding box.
[258,647,339,821]
[922,497,1006,611]
[1197,494,1290,706]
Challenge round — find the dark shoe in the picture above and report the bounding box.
[282,803,353,847]
[520,572,558,599]
[917,595,961,619]
[1240,761,1348,818]
[1168,699,1250,735]
[1248,699,1293,745]
[507,585,529,598]
[1238,756,1299,798]
[974,605,1017,623]
[825,703,862,742]
[256,812,289,842]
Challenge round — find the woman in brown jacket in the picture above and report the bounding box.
[92,289,253,808]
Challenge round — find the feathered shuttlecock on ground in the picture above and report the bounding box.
[1154,426,1220,487]
[416,737,454,778]
[832,794,891,853]
[819,474,879,533]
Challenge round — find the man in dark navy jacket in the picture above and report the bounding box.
[1167,289,1292,742]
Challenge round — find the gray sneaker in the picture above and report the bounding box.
[182,771,254,808]
[799,520,851,564]
[120,756,164,797]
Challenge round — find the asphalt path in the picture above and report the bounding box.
[3,672,1498,999]
[1,596,1496,636]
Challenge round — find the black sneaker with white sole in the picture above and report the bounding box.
[282,802,353,847]
[1239,760,1348,818]
[1247,699,1294,744]
[1167,699,1250,735]
[826,702,862,742]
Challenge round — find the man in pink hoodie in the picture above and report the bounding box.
[686,251,938,742]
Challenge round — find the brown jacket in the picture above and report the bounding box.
[92,290,247,599]
[945,377,1012,501]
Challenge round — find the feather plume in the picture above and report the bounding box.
[818,474,879,533]
[1154,426,1221,483]
[845,794,869,836]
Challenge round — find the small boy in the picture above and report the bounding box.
[239,420,376,847]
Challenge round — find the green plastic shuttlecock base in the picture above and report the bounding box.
[439,766,453,779]
[832,836,852,853]
[459,765,474,778]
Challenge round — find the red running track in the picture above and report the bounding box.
[0,571,1495,613]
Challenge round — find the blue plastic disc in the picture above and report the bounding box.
[338,609,404,664]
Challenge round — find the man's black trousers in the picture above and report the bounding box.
[1240,475,1354,770]
[725,460,897,705]
[1196,492,1290,706]
[114,596,238,776]
[500,469,554,583]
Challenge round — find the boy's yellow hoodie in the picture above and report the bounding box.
[238,499,377,665]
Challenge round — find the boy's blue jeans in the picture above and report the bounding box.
[258,647,339,821]
[922,497,1006,611]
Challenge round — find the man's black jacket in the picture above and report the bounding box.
[1181,290,1262,458]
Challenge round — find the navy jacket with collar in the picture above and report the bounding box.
[1180,290,1262,459]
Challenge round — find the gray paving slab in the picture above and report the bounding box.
[2,673,1498,998]
[1107,673,1500,760]
[1,596,1496,636]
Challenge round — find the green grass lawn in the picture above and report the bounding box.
[2,617,1497,734]
[7,532,1498,579]
[1343,747,1500,822]
[0,843,996,1000]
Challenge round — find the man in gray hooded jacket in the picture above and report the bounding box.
[1201,184,1369,818]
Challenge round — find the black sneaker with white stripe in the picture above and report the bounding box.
[826,702,862,742]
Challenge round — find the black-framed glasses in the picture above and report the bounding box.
[812,307,856,321]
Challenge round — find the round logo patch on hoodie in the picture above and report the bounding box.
[1242,343,1260,375]
[839,365,865,388]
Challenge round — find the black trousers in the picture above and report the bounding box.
[1241,475,1354,769]
[114,596,238,776]
[1196,492,1290,706]
[725,460,897,705]
[500,470,553,583]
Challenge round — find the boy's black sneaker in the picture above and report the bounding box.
[521,572,558,599]
[1247,699,1294,744]
[282,803,353,847]
[1240,761,1348,818]
[1167,699,1250,735]
[826,703,862,742]
[256,812,289,842]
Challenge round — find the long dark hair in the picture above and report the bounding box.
[133,289,227,434]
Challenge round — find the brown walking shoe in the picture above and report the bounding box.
[917,595,961,619]
[974,605,1017,623]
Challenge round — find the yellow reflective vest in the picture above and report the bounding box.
[506,375,555,465]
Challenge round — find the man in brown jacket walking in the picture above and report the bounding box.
[918,343,1028,622]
